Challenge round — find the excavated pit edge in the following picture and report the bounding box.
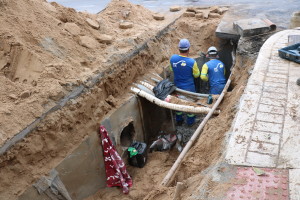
[0,15,181,155]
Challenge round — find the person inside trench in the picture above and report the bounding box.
[169,38,200,126]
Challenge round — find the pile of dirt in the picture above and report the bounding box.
[0,0,172,146]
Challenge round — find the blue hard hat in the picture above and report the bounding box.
[178,39,190,50]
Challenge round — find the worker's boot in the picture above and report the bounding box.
[176,111,184,126]
[187,114,195,126]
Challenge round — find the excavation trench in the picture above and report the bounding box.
[0,4,261,200]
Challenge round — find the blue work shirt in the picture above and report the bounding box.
[170,54,200,92]
[201,59,226,87]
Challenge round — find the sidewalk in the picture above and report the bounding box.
[226,29,300,199]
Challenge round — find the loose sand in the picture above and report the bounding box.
[0,0,179,146]
[0,0,247,199]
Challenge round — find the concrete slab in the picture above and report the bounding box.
[263,85,287,94]
[254,121,283,134]
[249,140,279,155]
[251,130,280,144]
[233,18,271,37]
[260,97,286,107]
[216,20,240,40]
[215,9,240,41]
[265,72,288,79]
[264,77,287,84]
[256,111,284,123]
[289,169,300,200]
[258,104,285,115]
[246,152,277,167]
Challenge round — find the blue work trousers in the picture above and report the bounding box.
[209,84,225,95]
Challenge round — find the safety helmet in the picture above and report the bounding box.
[207,46,218,55]
[178,39,190,51]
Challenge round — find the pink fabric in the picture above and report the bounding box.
[99,125,132,194]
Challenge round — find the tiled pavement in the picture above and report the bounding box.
[225,29,300,199]
[225,167,289,200]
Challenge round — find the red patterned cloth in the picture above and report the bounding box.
[99,125,132,194]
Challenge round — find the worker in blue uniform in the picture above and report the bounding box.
[170,39,200,126]
[201,46,226,95]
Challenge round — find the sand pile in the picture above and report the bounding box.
[0,0,168,146]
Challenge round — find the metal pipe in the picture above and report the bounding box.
[176,87,209,98]
[262,18,276,31]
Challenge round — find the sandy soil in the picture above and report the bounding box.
[0,0,234,199]
[0,0,180,146]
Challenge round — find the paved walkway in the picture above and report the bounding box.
[226,29,300,199]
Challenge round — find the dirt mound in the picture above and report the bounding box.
[101,0,155,27]
[0,0,166,146]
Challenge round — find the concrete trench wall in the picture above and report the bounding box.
[19,96,169,200]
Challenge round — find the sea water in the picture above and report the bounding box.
[48,0,300,28]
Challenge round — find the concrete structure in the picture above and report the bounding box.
[226,29,300,199]
[19,96,169,200]
[216,19,240,41]
[216,11,276,40]
[233,18,272,37]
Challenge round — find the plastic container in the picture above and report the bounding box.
[207,94,213,104]
[128,142,147,168]
[278,43,300,64]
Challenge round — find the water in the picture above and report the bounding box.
[49,0,300,28]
